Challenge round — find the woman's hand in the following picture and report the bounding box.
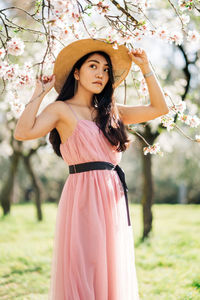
[128,48,150,70]
[34,74,56,97]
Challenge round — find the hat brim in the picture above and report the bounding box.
[53,38,132,94]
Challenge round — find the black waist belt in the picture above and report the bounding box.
[68,161,131,226]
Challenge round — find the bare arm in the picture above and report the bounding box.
[14,75,58,140]
[117,49,169,125]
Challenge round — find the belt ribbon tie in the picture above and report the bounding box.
[68,161,131,226]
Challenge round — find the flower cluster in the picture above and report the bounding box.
[9,95,25,118]
[97,1,110,16]
[178,0,194,11]
[7,37,25,56]
[169,31,183,46]
[178,113,200,128]
[160,100,200,130]
[160,114,175,131]
[0,37,25,59]
[154,27,185,46]
[52,0,73,17]
[143,143,163,156]
[47,0,82,41]
[0,59,33,88]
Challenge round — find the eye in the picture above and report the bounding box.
[90,64,109,72]
[90,64,96,69]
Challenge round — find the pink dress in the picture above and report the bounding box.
[48,102,140,300]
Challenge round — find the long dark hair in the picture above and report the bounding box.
[49,51,131,157]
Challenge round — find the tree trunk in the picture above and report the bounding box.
[0,151,20,215]
[23,155,43,221]
[141,149,154,240]
[136,125,158,240]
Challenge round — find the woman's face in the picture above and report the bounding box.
[74,53,110,94]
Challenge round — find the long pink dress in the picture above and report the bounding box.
[48,102,140,300]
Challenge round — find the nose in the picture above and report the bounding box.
[96,73,103,79]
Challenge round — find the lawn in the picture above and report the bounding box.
[0,203,200,300]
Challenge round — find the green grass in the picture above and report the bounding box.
[0,203,200,300]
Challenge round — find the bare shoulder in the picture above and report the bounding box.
[43,100,63,114]
[45,100,72,123]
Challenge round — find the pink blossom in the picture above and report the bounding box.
[133,29,144,41]
[7,37,25,56]
[143,143,163,156]
[160,114,175,131]
[15,68,33,88]
[3,63,19,81]
[59,26,74,40]
[53,0,73,16]
[186,115,200,128]
[169,31,183,45]
[178,0,193,11]
[178,113,200,128]
[0,48,6,59]
[170,101,186,114]
[178,113,188,122]
[156,27,169,41]
[0,60,9,77]
[97,1,110,16]
[10,98,25,118]
[139,78,148,97]
[187,30,200,43]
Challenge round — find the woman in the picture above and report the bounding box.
[14,38,169,300]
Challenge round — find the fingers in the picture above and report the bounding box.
[128,47,144,55]
[36,74,56,83]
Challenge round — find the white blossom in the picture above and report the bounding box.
[180,13,190,25]
[178,113,200,128]
[160,113,175,131]
[170,101,187,114]
[169,31,183,45]
[143,143,163,156]
[187,30,200,43]
[0,48,6,59]
[10,97,25,119]
[178,0,193,11]
[156,27,170,42]
[7,37,25,56]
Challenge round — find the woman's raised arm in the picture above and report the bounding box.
[14,74,58,141]
[117,48,169,125]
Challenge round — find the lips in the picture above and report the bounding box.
[93,81,102,86]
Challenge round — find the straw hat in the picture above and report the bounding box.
[53,38,132,94]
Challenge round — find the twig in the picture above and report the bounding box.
[167,0,187,35]
[109,0,139,25]
[174,124,198,142]
[76,1,94,38]
[127,126,150,146]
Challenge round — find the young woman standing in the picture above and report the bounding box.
[14,38,169,300]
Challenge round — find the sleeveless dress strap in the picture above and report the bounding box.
[65,102,80,121]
